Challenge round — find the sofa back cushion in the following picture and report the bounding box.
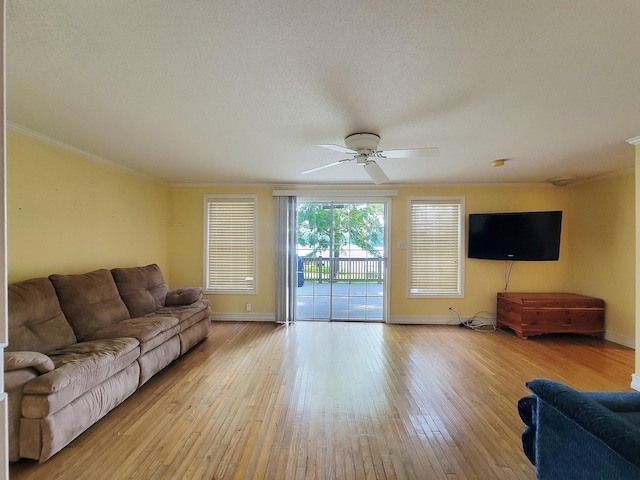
[49,269,130,341]
[110,264,169,317]
[7,278,77,353]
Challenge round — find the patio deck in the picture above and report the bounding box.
[296,281,384,321]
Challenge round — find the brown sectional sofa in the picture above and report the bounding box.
[5,264,211,463]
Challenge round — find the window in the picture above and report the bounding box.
[204,195,257,293]
[408,197,464,297]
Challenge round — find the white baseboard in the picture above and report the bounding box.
[214,314,476,324]
[388,315,462,325]
[388,315,498,326]
[213,314,471,324]
[604,331,635,349]
[631,374,640,392]
[209,314,637,349]
[211,312,276,322]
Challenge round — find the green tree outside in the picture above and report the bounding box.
[297,203,384,259]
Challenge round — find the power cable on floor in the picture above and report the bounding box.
[448,307,496,332]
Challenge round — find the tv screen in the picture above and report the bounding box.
[468,211,562,261]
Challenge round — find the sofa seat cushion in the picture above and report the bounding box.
[111,264,169,317]
[49,269,131,341]
[8,278,77,353]
[21,338,140,418]
[148,300,211,331]
[84,316,180,355]
[24,338,139,394]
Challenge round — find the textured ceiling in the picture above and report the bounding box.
[6,1,640,185]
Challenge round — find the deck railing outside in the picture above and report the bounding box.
[300,257,385,284]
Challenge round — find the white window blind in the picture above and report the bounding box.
[204,195,256,293]
[408,197,463,296]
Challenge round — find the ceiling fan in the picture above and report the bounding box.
[301,132,439,184]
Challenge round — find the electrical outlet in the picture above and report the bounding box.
[246,303,252,312]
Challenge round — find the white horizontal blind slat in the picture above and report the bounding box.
[409,199,462,296]
[205,197,256,293]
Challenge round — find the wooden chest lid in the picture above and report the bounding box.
[497,292,604,307]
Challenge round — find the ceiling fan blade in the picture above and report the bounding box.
[363,160,390,184]
[380,147,440,159]
[318,144,357,154]
[301,158,352,175]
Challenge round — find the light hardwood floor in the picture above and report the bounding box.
[9,322,635,480]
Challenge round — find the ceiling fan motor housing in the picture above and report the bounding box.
[344,133,381,155]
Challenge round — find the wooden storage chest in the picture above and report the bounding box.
[496,292,605,339]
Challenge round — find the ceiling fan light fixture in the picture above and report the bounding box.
[356,153,369,166]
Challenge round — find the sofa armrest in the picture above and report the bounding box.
[517,395,537,465]
[580,390,640,412]
[526,379,640,477]
[165,287,203,306]
[4,351,54,374]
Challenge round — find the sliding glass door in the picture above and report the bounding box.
[296,200,387,322]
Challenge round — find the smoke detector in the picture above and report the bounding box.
[548,176,576,187]
[491,159,506,167]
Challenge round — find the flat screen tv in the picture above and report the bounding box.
[468,211,562,261]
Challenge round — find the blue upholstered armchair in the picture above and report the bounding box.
[518,379,640,479]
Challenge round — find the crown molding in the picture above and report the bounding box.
[626,135,640,146]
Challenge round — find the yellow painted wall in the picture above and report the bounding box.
[8,128,634,352]
[169,184,570,318]
[567,172,635,344]
[168,185,275,314]
[7,130,171,283]
[391,186,570,318]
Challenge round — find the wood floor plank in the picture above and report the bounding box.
[9,322,635,480]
